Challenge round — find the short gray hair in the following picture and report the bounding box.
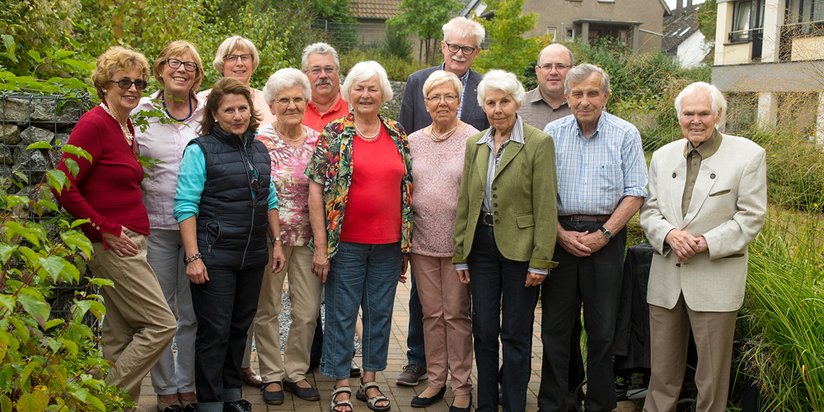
[341,61,393,104]
[442,17,485,47]
[301,42,340,71]
[477,70,525,108]
[213,36,260,75]
[674,82,727,131]
[564,64,610,94]
[422,70,463,101]
[263,68,312,106]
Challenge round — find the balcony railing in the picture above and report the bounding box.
[728,27,763,43]
[779,20,824,61]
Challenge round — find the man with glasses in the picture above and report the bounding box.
[301,42,349,133]
[397,16,488,388]
[520,43,574,130]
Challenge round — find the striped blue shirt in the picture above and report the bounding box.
[544,112,647,216]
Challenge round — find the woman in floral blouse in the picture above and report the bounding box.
[305,60,412,412]
[250,68,324,405]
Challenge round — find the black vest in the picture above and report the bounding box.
[190,126,272,270]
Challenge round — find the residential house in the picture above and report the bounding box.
[350,0,403,47]
[712,0,824,143]
[663,3,712,67]
[520,0,671,53]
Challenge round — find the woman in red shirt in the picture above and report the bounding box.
[54,46,176,403]
[305,61,412,412]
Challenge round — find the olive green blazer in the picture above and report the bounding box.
[452,122,558,270]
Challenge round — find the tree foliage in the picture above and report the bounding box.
[473,0,548,82]
[389,0,463,64]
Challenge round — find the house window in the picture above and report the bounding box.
[730,0,765,42]
[799,0,824,22]
[566,28,575,41]
[547,26,558,41]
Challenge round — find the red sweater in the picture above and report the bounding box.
[54,106,149,244]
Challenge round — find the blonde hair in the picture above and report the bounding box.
[212,36,260,76]
[91,46,150,100]
[153,40,204,94]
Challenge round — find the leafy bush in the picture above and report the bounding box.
[339,48,426,81]
[0,143,133,411]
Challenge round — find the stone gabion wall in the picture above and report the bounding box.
[0,83,410,181]
[0,93,91,184]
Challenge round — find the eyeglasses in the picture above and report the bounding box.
[276,97,306,107]
[445,42,477,55]
[537,63,571,71]
[225,54,252,63]
[110,78,148,90]
[425,94,458,103]
[307,66,338,76]
[164,58,199,72]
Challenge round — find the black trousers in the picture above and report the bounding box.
[468,223,539,412]
[191,264,264,404]
[539,220,626,412]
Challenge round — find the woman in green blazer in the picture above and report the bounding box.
[452,70,558,412]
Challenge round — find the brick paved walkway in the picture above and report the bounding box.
[137,279,545,411]
[137,280,641,412]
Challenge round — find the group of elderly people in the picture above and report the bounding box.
[53,13,766,412]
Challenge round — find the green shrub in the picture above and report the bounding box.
[0,143,133,411]
[737,207,824,410]
[339,48,426,81]
[747,127,824,213]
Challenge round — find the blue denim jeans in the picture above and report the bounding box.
[321,242,402,379]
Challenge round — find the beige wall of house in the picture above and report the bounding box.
[522,0,665,53]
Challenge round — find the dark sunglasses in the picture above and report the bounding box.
[110,78,148,90]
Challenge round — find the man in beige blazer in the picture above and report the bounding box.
[640,82,767,412]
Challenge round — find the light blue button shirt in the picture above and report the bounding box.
[544,111,647,216]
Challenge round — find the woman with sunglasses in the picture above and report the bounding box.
[53,46,177,404]
[174,77,285,412]
[132,40,205,412]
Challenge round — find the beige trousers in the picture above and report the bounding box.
[243,244,322,383]
[644,295,737,412]
[88,229,176,402]
[410,254,474,395]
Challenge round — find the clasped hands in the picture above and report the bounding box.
[665,229,708,263]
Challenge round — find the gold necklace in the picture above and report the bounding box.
[100,103,134,146]
[430,124,458,142]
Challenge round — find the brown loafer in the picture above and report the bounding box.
[242,372,263,388]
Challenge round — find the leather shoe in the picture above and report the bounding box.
[283,380,321,401]
[261,382,285,405]
[223,399,252,412]
[449,393,472,412]
[241,371,263,388]
[411,386,446,408]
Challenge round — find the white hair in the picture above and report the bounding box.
[341,61,393,104]
[422,70,463,100]
[301,42,340,71]
[263,68,312,105]
[674,82,727,130]
[442,17,485,47]
[477,70,525,108]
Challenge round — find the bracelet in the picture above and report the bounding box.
[184,253,202,265]
[269,236,282,245]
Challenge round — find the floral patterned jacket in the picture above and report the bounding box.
[305,113,413,258]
